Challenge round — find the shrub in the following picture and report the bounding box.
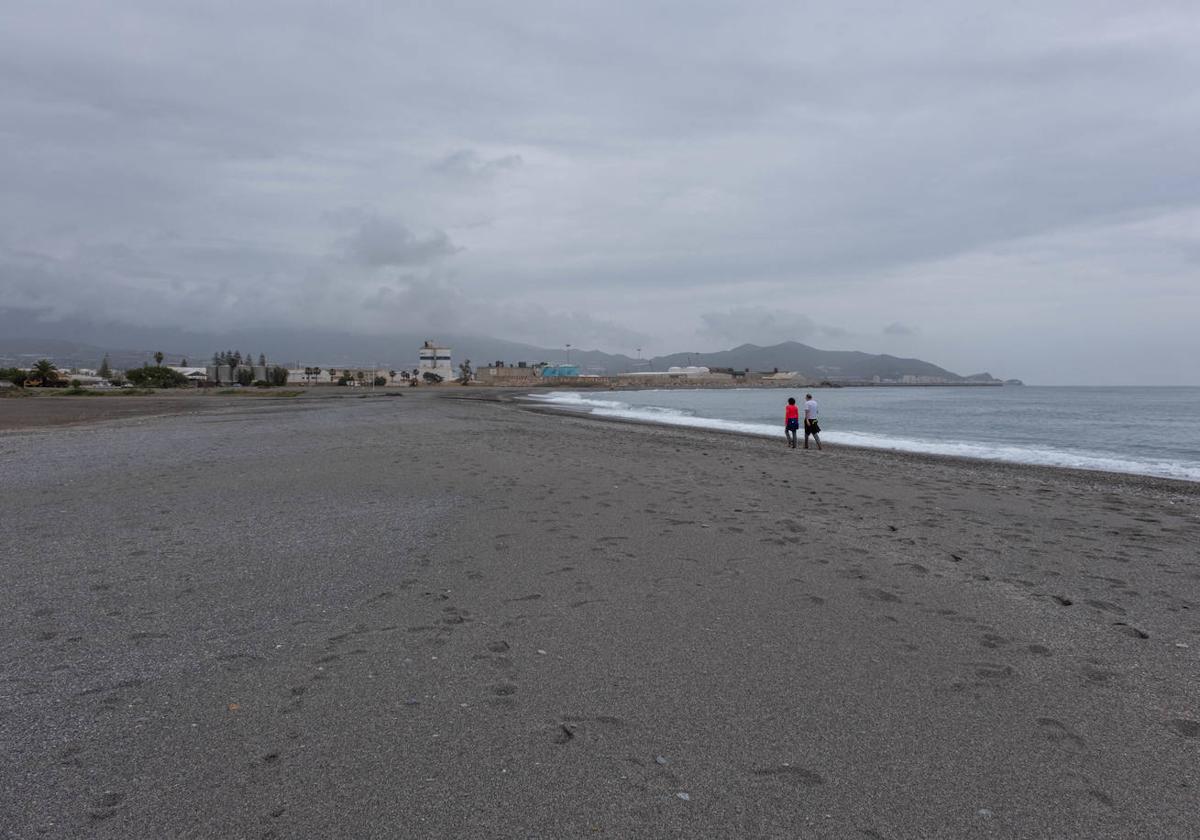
[0,367,28,387]
[125,366,189,388]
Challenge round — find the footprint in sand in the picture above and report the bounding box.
[1084,599,1126,616]
[972,663,1017,681]
[1080,664,1117,685]
[1037,717,1086,751]
[1167,718,1200,738]
[1112,622,1149,639]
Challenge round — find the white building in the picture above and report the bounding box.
[168,366,210,385]
[418,341,453,380]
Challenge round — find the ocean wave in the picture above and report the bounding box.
[528,392,1200,482]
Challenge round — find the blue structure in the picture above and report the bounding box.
[540,364,580,378]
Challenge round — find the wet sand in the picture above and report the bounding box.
[1,392,1198,838]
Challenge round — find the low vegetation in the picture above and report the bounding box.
[125,365,189,388]
[2,360,65,388]
[0,367,29,387]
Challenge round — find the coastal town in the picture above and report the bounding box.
[1,339,1024,393]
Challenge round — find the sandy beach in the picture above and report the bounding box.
[1,390,1197,838]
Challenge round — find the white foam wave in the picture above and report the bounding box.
[529,392,1200,482]
[524,392,633,411]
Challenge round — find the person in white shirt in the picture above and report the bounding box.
[803,393,822,450]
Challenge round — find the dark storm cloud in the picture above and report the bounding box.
[1,1,1198,382]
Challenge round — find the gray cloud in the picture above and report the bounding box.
[700,307,846,347]
[1,2,1198,383]
[338,216,460,268]
[430,150,523,179]
[883,322,918,336]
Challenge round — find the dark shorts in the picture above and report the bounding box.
[805,420,821,434]
[786,418,799,431]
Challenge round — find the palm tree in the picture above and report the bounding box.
[388,369,397,385]
[154,351,164,366]
[32,359,59,385]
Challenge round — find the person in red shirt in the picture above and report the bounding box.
[785,397,800,449]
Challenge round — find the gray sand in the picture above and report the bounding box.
[1,392,1198,838]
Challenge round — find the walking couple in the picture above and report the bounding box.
[785,394,822,450]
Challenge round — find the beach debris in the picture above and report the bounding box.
[537,649,548,655]
[676,792,690,801]
[950,553,963,562]
[226,703,240,712]
[555,724,576,744]
[977,808,994,819]
[1051,596,1073,606]
[887,525,898,532]
[655,755,669,765]
[1175,642,1189,648]
[405,697,420,706]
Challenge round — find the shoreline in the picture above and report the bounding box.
[6,384,1195,492]
[509,393,1200,496]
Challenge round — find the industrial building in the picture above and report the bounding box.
[418,341,454,381]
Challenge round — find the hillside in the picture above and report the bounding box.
[650,342,971,382]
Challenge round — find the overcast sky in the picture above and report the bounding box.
[3,1,1198,384]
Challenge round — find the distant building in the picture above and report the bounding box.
[476,361,542,383]
[418,341,453,380]
[540,364,580,378]
[169,366,210,385]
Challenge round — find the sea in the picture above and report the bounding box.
[526,386,1200,483]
